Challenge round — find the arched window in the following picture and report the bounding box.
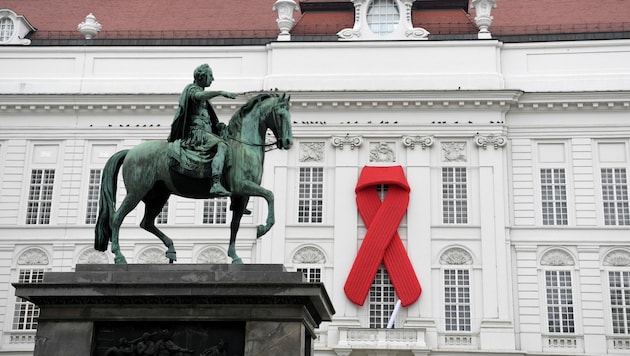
[366,0,399,36]
[440,247,473,333]
[11,248,50,337]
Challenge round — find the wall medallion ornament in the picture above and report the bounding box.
[78,249,109,264]
[474,134,507,149]
[345,166,422,307]
[137,247,170,264]
[440,247,473,265]
[331,134,363,150]
[197,247,228,264]
[299,142,325,162]
[604,249,630,266]
[441,142,467,162]
[293,246,326,264]
[540,249,575,266]
[369,142,396,162]
[17,248,49,265]
[402,135,434,150]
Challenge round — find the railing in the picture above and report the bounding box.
[337,327,427,350]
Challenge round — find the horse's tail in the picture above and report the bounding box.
[94,149,129,251]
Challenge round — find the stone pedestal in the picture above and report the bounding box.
[14,264,334,356]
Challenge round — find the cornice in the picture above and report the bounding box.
[1,90,629,114]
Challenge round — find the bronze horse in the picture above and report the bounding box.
[94,93,293,264]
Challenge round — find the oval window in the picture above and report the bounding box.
[367,0,400,36]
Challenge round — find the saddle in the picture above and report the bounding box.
[167,140,215,179]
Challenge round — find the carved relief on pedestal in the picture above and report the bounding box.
[441,142,467,162]
[369,142,396,162]
[299,142,325,162]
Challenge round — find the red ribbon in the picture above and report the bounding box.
[344,166,422,307]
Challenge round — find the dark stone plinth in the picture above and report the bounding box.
[14,264,334,356]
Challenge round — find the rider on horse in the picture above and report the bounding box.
[167,64,237,196]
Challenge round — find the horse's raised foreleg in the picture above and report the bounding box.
[236,181,275,238]
[141,191,176,262]
[228,195,248,264]
[110,193,144,264]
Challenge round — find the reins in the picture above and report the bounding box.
[227,99,285,152]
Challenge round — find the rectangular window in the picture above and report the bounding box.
[203,198,228,224]
[442,167,468,224]
[602,168,630,226]
[156,200,169,225]
[540,168,568,225]
[545,270,575,333]
[609,271,630,334]
[369,267,396,329]
[297,267,322,283]
[444,269,471,332]
[85,169,102,224]
[12,269,44,330]
[26,169,55,225]
[298,167,323,223]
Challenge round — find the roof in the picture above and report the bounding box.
[2,0,629,42]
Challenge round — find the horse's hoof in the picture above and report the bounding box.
[256,225,266,238]
[114,255,128,264]
[231,257,243,264]
[165,251,177,261]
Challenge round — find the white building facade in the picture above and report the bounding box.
[1,34,630,356]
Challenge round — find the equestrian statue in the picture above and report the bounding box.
[94,64,293,264]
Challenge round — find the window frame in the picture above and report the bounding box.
[297,166,324,224]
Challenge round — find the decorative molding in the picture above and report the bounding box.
[540,249,575,266]
[77,249,109,264]
[197,246,228,264]
[293,246,326,264]
[441,142,467,162]
[136,247,169,264]
[337,0,428,41]
[440,247,473,265]
[474,134,506,149]
[402,135,434,149]
[299,142,325,162]
[369,142,396,162]
[17,248,49,265]
[331,134,363,150]
[77,13,102,40]
[0,9,35,45]
[604,249,630,266]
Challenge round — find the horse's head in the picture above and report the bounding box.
[267,93,293,150]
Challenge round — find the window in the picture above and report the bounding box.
[540,168,568,225]
[292,245,326,283]
[0,16,14,42]
[203,197,228,224]
[26,169,55,224]
[366,0,399,36]
[442,167,468,224]
[297,267,321,283]
[12,268,44,331]
[609,271,630,334]
[369,266,397,328]
[156,200,169,224]
[601,168,630,225]
[444,269,471,332]
[545,270,575,333]
[298,167,323,223]
[85,169,101,224]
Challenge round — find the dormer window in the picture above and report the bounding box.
[0,17,15,42]
[0,9,36,45]
[338,0,428,40]
[366,0,399,36]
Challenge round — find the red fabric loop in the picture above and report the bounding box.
[344,166,422,307]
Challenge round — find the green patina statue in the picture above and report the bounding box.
[94,64,293,264]
[167,64,236,196]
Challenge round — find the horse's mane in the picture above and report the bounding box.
[228,93,277,137]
